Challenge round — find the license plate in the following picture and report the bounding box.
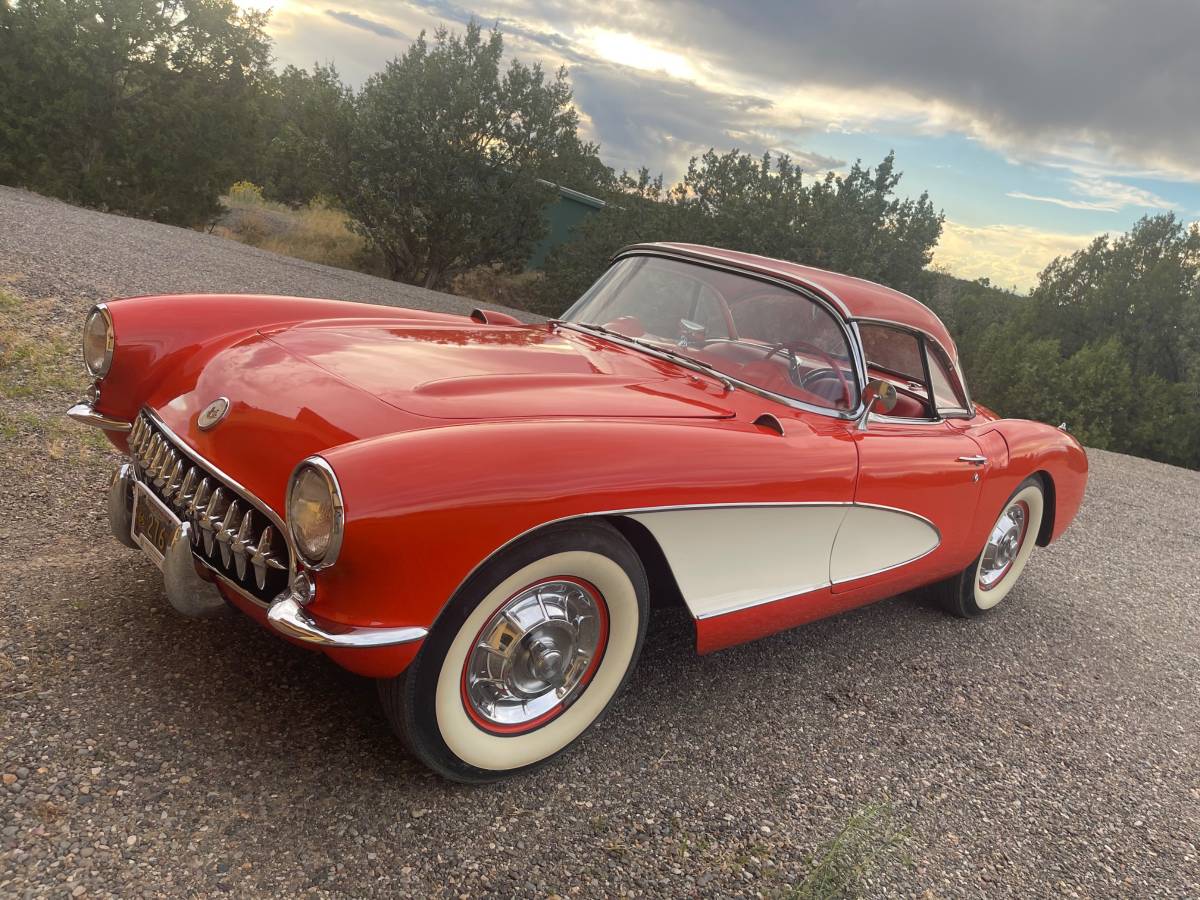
[131,481,181,570]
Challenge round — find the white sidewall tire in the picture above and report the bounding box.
[972,483,1044,611]
[434,550,640,771]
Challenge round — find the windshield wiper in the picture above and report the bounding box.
[562,321,736,392]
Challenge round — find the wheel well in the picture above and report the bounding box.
[1033,470,1056,546]
[604,515,688,612]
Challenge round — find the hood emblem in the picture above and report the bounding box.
[197,397,230,430]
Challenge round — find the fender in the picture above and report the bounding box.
[965,419,1088,553]
[308,415,859,633]
[95,294,469,448]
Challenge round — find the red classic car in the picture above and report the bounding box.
[68,243,1087,781]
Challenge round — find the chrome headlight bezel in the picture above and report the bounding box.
[286,457,345,569]
[82,303,115,378]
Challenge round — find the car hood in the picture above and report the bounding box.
[262,321,736,420]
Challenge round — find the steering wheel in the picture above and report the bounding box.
[763,340,852,408]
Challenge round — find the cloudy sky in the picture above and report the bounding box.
[239,0,1200,291]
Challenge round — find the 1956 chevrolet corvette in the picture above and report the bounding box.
[68,243,1087,781]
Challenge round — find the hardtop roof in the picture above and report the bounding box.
[621,242,957,360]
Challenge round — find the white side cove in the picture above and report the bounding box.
[629,504,940,620]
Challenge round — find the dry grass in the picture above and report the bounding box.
[211,188,385,276]
[212,184,547,313]
[793,804,910,899]
[0,287,114,462]
[448,264,545,313]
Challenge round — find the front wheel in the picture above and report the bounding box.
[378,520,648,782]
[929,477,1045,617]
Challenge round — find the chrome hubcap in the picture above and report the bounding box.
[979,501,1028,590]
[464,579,606,732]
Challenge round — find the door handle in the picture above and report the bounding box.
[956,455,988,465]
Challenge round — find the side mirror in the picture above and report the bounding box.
[856,378,898,431]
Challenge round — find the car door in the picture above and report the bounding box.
[831,323,986,593]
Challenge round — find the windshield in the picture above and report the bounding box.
[563,255,859,411]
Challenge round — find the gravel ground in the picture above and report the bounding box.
[1,185,1198,898]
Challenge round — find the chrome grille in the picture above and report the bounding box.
[128,413,290,602]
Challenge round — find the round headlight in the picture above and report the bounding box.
[286,459,344,568]
[82,304,114,377]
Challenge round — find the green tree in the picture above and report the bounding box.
[536,150,943,315]
[255,63,355,206]
[1031,214,1200,382]
[340,22,589,287]
[0,0,273,224]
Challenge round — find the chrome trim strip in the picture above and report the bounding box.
[266,596,428,649]
[140,406,297,571]
[827,538,941,588]
[694,582,828,620]
[66,402,132,432]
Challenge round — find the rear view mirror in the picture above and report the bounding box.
[856,379,898,430]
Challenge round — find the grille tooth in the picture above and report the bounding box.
[233,512,254,580]
[140,434,156,469]
[251,526,287,590]
[164,459,185,501]
[131,414,290,602]
[202,487,227,557]
[149,436,167,475]
[177,467,198,508]
[154,449,176,488]
[216,499,240,567]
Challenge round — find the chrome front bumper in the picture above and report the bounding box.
[89,410,427,650]
[267,595,428,648]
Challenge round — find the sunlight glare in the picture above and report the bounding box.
[584,28,697,81]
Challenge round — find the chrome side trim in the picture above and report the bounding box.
[694,582,828,620]
[827,538,941,588]
[66,401,132,432]
[266,596,428,649]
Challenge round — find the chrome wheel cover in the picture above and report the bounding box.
[978,500,1029,591]
[463,578,607,733]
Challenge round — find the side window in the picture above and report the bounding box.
[859,323,934,420]
[928,347,970,413]
[859,324,924,383]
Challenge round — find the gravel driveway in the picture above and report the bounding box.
[2,186,1198,898]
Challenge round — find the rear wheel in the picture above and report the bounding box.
[378,520,648,782]
[929,477,1045,617]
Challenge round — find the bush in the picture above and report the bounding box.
[228,181,266,205]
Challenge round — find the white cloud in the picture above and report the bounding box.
[1007,192,1117,212]
[933,221,1100,292]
